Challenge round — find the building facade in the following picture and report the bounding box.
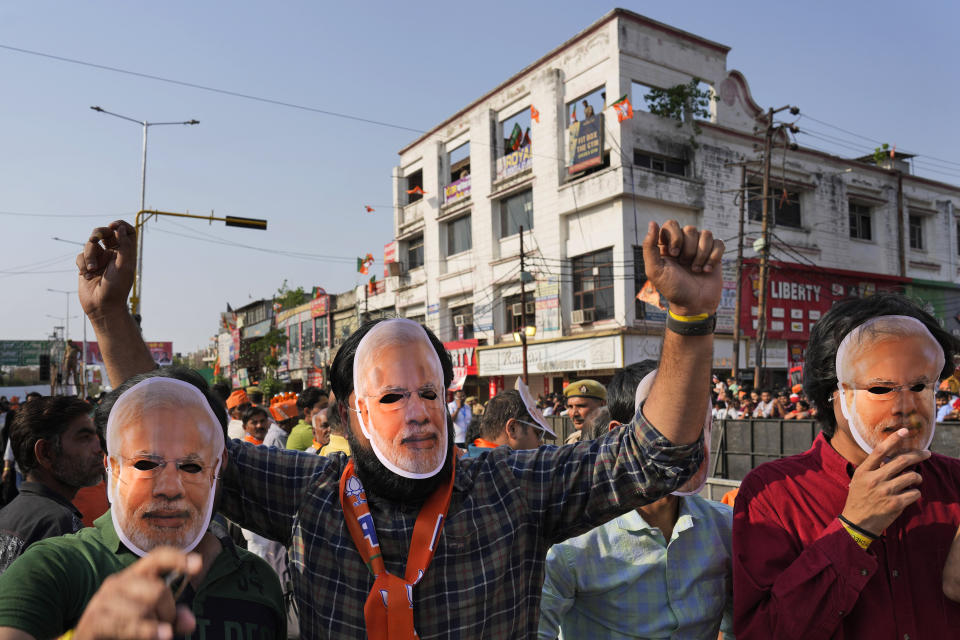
[385,8,960,396]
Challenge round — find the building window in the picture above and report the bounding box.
[909,214,924,250]
[446,215,472,256]
[288,323,299,352]
[448,142,470,183]
[503,294,533,334]
[566,87,605,124]
[634,150,687,177]
[748,185,802,228]
[499,189,533,238]
[849,202,872,240]
[405,169,423,204]
[572,248,614,321]
[300,320,311,349]
[313,316,328,348]
[956,221,960,256]
[449,303,474,340]
[406,235,424,270]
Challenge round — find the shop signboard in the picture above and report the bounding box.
[478,334,621,377]
[739,259,906,341]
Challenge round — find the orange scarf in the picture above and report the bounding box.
[243,434,263,446]
[339,458,454,639]
[313,439,323,452]
[472,438,499,449]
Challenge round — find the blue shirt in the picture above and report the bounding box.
[539,494,735,640]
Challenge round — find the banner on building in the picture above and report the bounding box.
[85,341,174,367]
[567,114,605,174]
[495,143,532,181]
[443,175,472,205]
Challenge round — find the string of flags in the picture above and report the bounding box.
[364,205,375,212]
[357,253,374,275]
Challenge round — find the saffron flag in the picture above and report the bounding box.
[368,275,377,295]
[570,104,577,123]
[530,105,540,123]
[891,143,896,159]
[406,186,425,195]
[612,96,633,122]
[364,205,375,212]
[357,253,374,275]
[636,280,666,310]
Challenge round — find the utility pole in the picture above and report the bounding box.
[732,165,746,380]
[753,109,775,389]
[752,105,800,389]
[520,225,529,384]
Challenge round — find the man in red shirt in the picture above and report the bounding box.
[733,294,960,638]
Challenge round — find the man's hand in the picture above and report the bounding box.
[841,428,930,537]
[74,548,202,640]
[641,220,724,317]
[76,220,136,322]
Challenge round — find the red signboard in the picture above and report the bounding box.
[444,339,478,375]
[739,259,907,341]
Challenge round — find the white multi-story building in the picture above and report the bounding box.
[382,8,960,399]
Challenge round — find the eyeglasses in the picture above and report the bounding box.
[364,387,443,412]
[117,455,214,484]
[844,381,934,401]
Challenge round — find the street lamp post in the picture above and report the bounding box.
[90,106,199,320]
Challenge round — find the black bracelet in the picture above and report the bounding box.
[838,514,879,540]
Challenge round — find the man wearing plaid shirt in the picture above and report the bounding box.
[74,219,724,639]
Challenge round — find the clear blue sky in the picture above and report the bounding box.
[1,1,957,354]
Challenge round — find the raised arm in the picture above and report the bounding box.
[76,220,156,386]
[640,220,723,444]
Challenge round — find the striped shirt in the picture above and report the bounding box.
[220,413,703,639]
[539,495,734,639]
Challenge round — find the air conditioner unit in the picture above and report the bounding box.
[453,314,473,327]
[511,303,523,316]
[387,262,404,277]
[572,309,596,324]
[525,302,536,315]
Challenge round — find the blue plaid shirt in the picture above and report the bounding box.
[220,412,703,639]
[538,494,735,639]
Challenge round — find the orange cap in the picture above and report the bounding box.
[226,389,250,410]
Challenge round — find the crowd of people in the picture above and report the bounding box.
[0,218,959,639]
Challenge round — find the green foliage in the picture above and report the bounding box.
[274,280,308,311]
[259,370,283,399]
[873,143,891,166]
[644,77,717,141]
[250,327,286,369]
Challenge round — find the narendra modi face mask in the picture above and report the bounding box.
[353,319,448,479]
[835,315,943,455]
[105,377,225,557]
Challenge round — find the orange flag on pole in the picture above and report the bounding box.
[612,96,633,122]
[530,105,540,123]
[364,205,375,212]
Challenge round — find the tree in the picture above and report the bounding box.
[275,280,308,311]
[644,77,717,144]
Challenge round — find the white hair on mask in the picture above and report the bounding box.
[836,315,944,454]
[352,318,447,479]
[105,376,225,557]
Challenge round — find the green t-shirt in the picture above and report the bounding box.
[0,510,286,640]
[285,420,313,452]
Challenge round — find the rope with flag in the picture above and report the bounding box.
[364,205,375,212]
[406,186,425,195]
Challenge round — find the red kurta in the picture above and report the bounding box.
[734,432,960,639]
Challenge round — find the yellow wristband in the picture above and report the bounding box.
[667,309,710,323]
[840,521,872,550]
[57,630,74,640]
